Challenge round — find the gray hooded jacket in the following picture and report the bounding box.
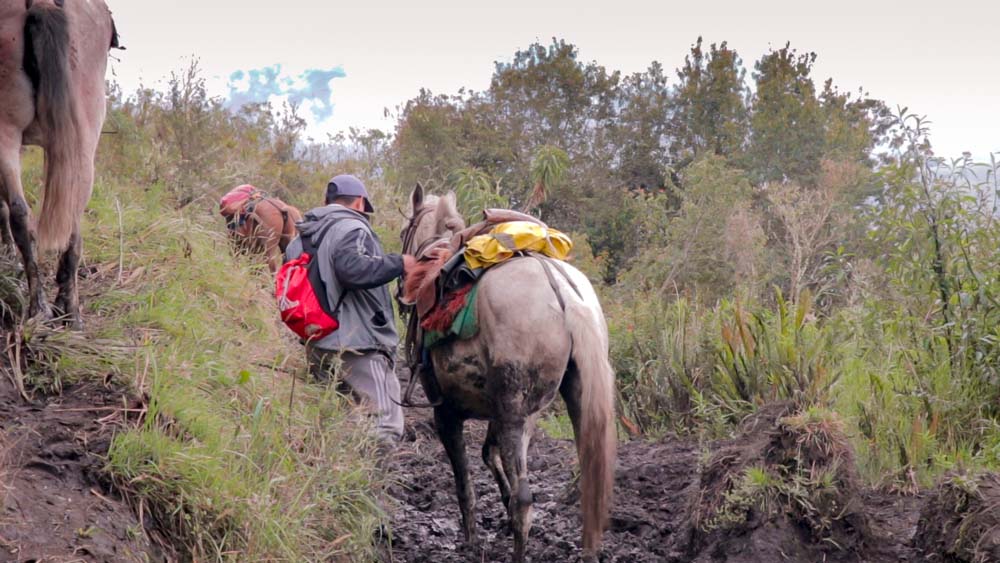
[285,204,403,354]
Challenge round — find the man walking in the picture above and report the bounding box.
[286,174,412,442]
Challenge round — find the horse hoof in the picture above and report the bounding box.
[28,303,53,323]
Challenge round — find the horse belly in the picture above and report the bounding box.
[432,344,565,421]
[433,347,494,418]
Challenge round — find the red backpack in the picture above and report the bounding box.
[275,222,346,341]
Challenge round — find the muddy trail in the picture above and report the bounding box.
[386,404,924,563]
[0,373,160,562]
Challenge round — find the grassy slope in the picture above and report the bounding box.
[64,175,386,560]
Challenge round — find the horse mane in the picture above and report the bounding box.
[402,248,453,304]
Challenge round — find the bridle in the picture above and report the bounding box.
[399,204,444,259]
[396,203,447,408]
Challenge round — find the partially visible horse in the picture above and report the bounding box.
[219,185,302,272]
[0,0,118,327]
[400,185,617,562]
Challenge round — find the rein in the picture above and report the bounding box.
[396,204,447,409]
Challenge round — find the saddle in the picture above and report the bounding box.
[220,186,290,238]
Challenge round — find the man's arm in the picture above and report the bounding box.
[332,227,406,290]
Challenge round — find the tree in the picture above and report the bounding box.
[527,145,570,213]
[449,166,507,219]
[392,89,467,191]
[747,43,824,186]
[763,160,863,302]
[489,39,621,206]
[613,62,672,191]
[623,155,761,302]
[670,37,750,164]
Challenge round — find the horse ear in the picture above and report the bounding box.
[411,184,425,213]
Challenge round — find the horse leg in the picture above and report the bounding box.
[53,228,82,329]
[482,421,512,514]
[497,417,537,563]
[560,361,584,445]
[559,362,585,503]
[434,406,477,545]
[264,232,281,273]
[0,144,50,320]
[0,200,12,248]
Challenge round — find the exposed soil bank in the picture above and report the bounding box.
[0,376,160,563]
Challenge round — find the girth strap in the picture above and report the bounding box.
[531,253,583,312]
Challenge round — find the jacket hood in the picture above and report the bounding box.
[297,204,370,242]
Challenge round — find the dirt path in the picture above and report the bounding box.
[0,375,160,562]
[387,409,922,563]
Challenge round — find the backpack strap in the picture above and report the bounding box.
[302,219,349,317]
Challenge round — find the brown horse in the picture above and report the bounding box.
[0,0,118,327]
[221,191,302,272]
[401,186,617,562]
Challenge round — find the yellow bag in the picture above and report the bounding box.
[464,221,573,270]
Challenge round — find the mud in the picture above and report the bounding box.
[386,404,923,563]
[913,471,1000,562]
[0,375,160,562]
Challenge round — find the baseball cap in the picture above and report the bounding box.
[326,174,374,213]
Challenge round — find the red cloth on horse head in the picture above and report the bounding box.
[402,248,453,317]
[220,184,257,216]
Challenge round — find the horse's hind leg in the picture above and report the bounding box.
[559,362,585,502]
[483,421,512,511]
[0,142,49,319]
[497,417,537,563]
[53,228,81,329]
[0,201,12,247]
[434,406,477,545]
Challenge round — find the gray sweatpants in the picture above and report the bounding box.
[307,347,404,441]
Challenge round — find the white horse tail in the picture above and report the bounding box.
[564,277,617,558]
[24,1,81,251]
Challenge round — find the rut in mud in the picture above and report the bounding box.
[0,375,160,562]
[386,403,924,563]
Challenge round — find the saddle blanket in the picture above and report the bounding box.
[422,284,478,348]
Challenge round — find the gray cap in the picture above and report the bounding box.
[326,174,374,213]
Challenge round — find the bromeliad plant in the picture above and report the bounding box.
[713,289,839,420]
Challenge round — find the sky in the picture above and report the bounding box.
[109,0,999,160]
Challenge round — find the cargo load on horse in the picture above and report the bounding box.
[402,216,575,350]
[218,184,302,272]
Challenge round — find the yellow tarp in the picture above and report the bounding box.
[464,221,573,270]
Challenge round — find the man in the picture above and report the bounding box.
[286,174,414,442]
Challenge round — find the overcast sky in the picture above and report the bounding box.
[110,0,998,161]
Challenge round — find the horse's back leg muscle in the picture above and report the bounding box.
[434,406,477,545]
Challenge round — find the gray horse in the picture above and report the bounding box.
[0,0,118,327]
[401,185,617,562]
